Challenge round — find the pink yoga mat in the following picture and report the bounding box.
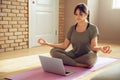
[6,57,118,80]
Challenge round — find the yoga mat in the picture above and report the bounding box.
[5,57,118,80]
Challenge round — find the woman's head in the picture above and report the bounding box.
[74,3,90,22]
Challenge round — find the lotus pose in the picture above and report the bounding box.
[38,3,112,68]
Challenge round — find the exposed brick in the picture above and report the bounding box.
[11,43,18,47]
[0,4,7,8]
[9,28,17,32]
[12,17,21,20]
[20,17,27,20]
[20,10,27,13]
[17,6,24,10]
[0,0,65,52]
[3,25,12,28]
[59,0,65,43]
[1,44,9,48]
[0,21,8,24]
[0,13,7,16]
[9,36,17,40]
[6,40,14,44]
[5,32,13,36]
[19,42,26,46]
[8,5,16,9]
[18,21,25,24]
[12,1,20,5]
[0,33,4,37]
[2,1,11,5]
[18,28,25,31]
[9,21,17,24]
[25,6,28,10]
[14,32,22,35]
[2,9,11,13]
[0,25,2,28]
[24,38,28,41]
[25,0,28,3]
[13,25,20,28]
[20,3,27,6]
[15,46,22,50]
[0,29,8,32]
[0,49,5,53]
[12,9,19,13]
[23,45,28,48]
[17,13,24,17]
[15,39,23,43]
[23,31,28,35]
[17,0,25,2]
[21,25,27,28]
[0,41,5,45]
[0,37,8,40]
[18,35,24,39]
[0,17,2,21]
[6,47,14,51]
[8,13,16,17]
[3,17,12,21]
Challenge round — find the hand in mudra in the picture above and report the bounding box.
[37,38,48,45]
[100,45,112,54]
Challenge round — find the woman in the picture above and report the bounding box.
[38,3,111,68]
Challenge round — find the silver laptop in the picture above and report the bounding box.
[39,56,74,76]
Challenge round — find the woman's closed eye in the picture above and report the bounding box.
[74,13,83,16]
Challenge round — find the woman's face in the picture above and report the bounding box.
[74,9,87,23]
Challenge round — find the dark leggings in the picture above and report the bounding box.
[50,48,97,67]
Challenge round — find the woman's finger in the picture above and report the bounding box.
[107,49,112,54]
[38,39,40,43]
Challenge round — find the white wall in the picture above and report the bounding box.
[98,0,120,42]
[87,0,99,26]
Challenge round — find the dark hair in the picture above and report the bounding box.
[74,3,90,22]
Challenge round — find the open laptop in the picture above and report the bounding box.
[39,56,74,76]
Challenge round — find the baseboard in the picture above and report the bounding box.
[98,40,120,44]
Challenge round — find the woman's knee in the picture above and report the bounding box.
[87,53,98,67]
[50,48,64,57]
[50,48,57,57]
[83,51,98,67]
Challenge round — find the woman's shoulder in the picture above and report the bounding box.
[69,23,77,30]
[89,23,97,27]
[88,23,98,30]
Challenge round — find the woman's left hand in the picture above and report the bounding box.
[100,45,112,54]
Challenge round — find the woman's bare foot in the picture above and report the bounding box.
[76,63,93,68]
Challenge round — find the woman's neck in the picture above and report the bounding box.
[76,20,88,32]
[77,20,88,28]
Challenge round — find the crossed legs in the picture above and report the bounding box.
[50,48,97,68]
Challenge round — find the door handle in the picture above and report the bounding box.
[32,1,35,4]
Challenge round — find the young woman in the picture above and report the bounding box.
[38,3,111,68]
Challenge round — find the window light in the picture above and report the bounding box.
[113,0,120,9]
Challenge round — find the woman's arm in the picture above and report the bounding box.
[90,36,112,53]
[38,38,71,50]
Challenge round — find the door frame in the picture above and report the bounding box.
[29,0,59,48]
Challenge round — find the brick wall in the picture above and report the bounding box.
[59,0,65,43]
[0,0,28,53]
[0,0,65,53]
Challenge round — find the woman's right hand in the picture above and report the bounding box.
[37,38,48,45]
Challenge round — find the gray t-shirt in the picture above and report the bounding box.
[67,23,99,57]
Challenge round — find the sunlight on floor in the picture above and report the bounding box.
[0,54,50,73]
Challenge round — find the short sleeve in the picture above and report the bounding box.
[89,25,99,39]
[66,26,74,41]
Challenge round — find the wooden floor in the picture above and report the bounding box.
[0,42,120,80]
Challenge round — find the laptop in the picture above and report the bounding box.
[39,56,74,76]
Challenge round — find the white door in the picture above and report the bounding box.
[29,0,59,48]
